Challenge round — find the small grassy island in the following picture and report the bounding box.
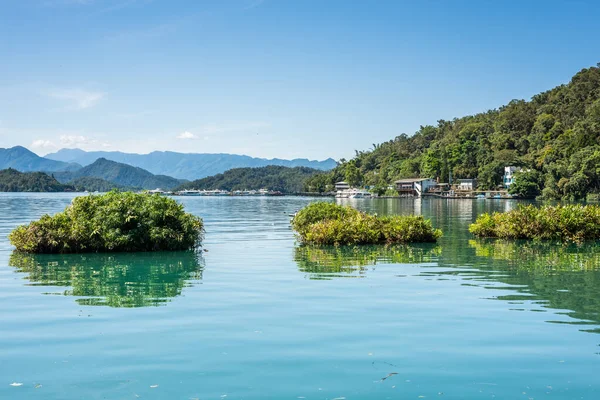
[291,202,442,245]
[469,204,600,242]
[9,191,204,253]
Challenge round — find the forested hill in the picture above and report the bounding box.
[0,169,75,192]
[54,158,183,190]
[306,63,600,199]
[176,166,321,193]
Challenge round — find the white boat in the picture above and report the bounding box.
[348,189,372,198]
[337,188,372,198]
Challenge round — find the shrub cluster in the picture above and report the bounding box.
[9,191,204,253]
[291,202,442,245]
[469,204,600,242]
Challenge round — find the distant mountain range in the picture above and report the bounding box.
[45,148,337,180]
[54,158,184,190]
[0,146,336,192]
[0,146,80,172]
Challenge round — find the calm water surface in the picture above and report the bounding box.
[1,193,599,399]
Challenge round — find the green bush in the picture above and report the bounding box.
[469,204,600,242]
[9,191,204,253]
[291,202,442,245]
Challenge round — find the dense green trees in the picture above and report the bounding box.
[177,165,321,193]
[306,64,600,199]
[0,168,75,192]
[508,170,543,198]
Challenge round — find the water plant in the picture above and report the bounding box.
[469,204,600,242]
[291,202,442,245]
[9,191,204,253]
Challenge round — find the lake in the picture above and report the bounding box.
[1,193,599,399]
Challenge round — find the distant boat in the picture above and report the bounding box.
[337,188,372,198]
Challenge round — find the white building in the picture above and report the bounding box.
[335,181,350,191]
[394,178,437,196]
[503,166,521,188]
[456,179,477,191]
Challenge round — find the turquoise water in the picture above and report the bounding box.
[1,193,599,399]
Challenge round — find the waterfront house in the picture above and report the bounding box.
[335,181,350,191]
[503,166,520,188]
[456,179,477,191]
[394,178,437,196]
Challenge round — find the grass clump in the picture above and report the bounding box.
[291,202,442,245]
[9,191,204,253]
[469,204,600,242]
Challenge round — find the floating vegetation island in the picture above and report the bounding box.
[469,204,600,242]
[9,191,204,253]
[291,202,442,246]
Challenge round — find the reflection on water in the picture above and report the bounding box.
[465,240,600,332]
[469,239,600,271]
[294,244,440,279]
[8,251,204,307]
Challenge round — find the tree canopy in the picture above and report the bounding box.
[306,63,600,200]
[177,165,322,193]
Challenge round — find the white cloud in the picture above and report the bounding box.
[176,131,199,140]
[31,139,58,150]
[46,88,105,110]
[60,134,111,148]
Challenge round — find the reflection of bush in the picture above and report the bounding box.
[469,240,600,272]
[9,251,204,307]
[468,240,600,327]
[294,245,440,278]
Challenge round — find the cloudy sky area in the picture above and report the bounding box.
[1,0,600,160]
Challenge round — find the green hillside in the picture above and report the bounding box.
[55,158,182,190]
[69,177,137,192]
[0,169,75,192]
[307,63,600,200]
[177,165,321,193]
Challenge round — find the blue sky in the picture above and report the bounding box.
[1,0,599,160]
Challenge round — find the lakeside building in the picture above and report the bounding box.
[503,166,521,188]
[335,181,350,191]
[456,179,477,191]
[394,178,437,196]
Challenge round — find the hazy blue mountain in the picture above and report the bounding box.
[54,158,183,190]
[0,146,80,172]
[45,148,338,180]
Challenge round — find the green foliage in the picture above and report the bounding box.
[291,202,442,245]
[508,170,543,198]
[309,64,600,199]
[469,204,600,242]
[9,191,204,253]
[0,168,75,192]
[70,177,137,192]
[177,165,320,194]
